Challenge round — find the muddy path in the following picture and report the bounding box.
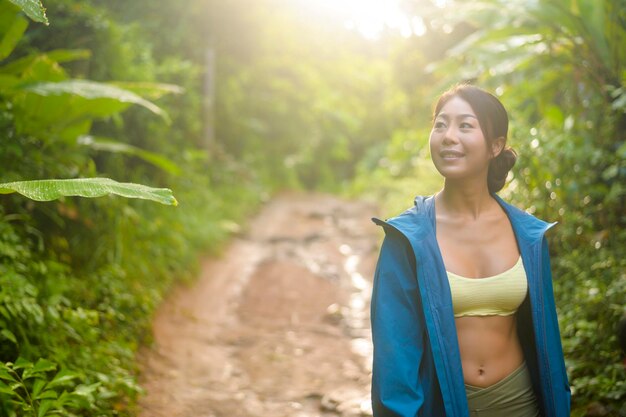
[137,191,382,417]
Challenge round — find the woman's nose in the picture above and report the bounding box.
[442,126,458,144]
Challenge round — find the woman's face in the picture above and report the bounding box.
[429,96,494,182]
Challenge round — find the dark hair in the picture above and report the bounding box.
[433,84,517,193]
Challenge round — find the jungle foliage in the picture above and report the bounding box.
[0,0,263,415]
[0,0,624,415]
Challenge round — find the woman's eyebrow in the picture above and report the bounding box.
[436,113,478,120]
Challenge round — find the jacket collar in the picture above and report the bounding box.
[380,194,556,245]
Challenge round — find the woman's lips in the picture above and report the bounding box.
[440,150,464,159]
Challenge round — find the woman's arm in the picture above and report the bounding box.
[371,228,426,416]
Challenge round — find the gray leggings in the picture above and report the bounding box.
[465,362,541,417]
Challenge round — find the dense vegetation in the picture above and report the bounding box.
[0,0,624,416]
[0,1,264,415]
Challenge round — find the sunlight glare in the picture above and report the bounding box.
[296,0,424,40]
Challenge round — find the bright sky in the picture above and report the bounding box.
[294,0,445,40]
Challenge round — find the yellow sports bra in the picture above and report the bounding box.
[447,257,527,317]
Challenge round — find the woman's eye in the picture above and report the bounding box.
[434,121,446,129]
[460,122,473,129]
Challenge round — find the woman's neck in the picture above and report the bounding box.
[436,180,496,221]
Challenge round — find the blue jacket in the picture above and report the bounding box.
[370,194,570,416]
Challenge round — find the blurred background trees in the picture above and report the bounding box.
[0,0,623,415]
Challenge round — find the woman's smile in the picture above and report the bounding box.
[440,149,465,160]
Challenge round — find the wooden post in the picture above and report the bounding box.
[204,45,216,155]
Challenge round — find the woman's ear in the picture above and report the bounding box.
[490,137,506,158]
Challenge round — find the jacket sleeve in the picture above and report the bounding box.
[540,237,571,415]
[371,227,426,416]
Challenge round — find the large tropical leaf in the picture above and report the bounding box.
[431,0,622,107]
[111,81,184,101]
[20,79,169,120]
[0,49,91,75]
[7,0,48,25]
[0,11,28,60]
[0,178,178,205]
[11,79,171,140]
[77,135,182,176]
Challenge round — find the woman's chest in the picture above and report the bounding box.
[435,217,520,278]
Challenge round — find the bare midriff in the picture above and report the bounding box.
[455,314,524,388]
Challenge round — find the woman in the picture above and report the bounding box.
[370,84,570,416]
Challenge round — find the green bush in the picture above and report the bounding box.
[0,1,266,415]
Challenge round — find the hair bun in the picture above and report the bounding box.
[488,147,517,193]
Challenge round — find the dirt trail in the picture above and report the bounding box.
[137,191,382,417]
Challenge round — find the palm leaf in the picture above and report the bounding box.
[110,81,184,100]
[0,178,178,205]
[19,79,169,121]
[78,135,182,176]
[0,49,91,74]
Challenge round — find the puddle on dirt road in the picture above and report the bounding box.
[338,243,373,370]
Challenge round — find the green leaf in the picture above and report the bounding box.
[0,178,178,206]
[32,358,56,374]
[57,391,89,409]
[34,389,57,400]
[7,0,48,25]
[13,357,33,370]
[602,164,619,181]
[20,79,169,121]
[575,0,610,65]
[0,364,16,382]
[0,329,17,344]
[111,81,184,100]
[0,379,15,395]
[22,359,56,380]
[78,136,182,176]
[0,49,91,75]
[0,13,27,60]
[37,399,54,417]
[46,369,78,389]
[32,378,47,397]
[74,382,100,397]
